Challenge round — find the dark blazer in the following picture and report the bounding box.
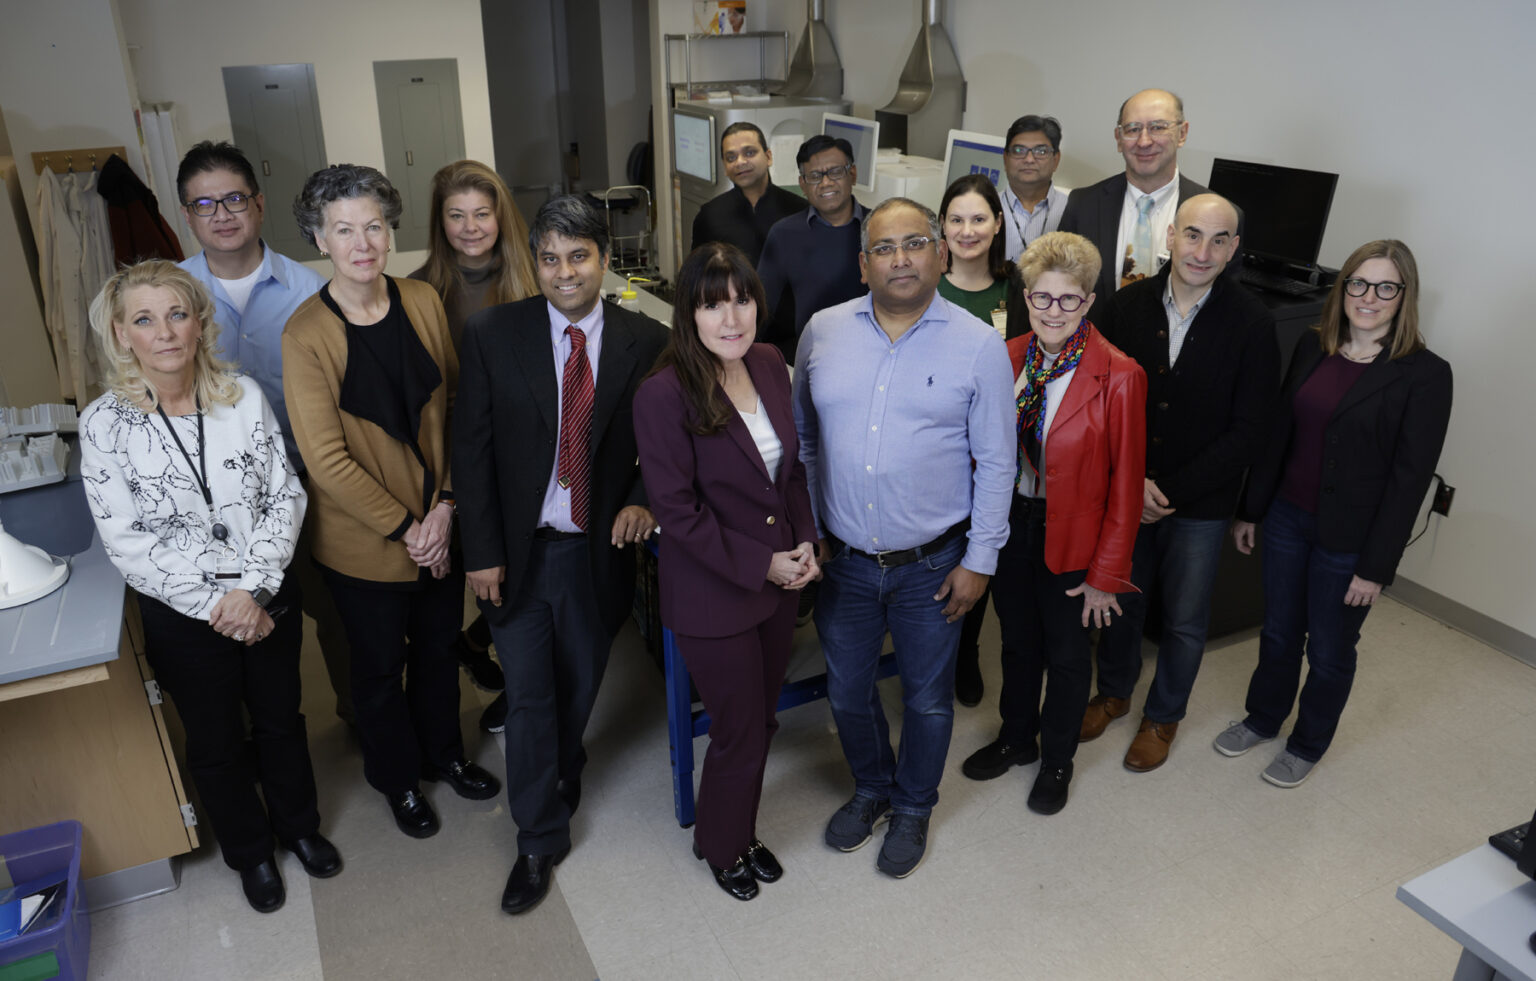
[1241,330,1452,585]
[690,183,807,266]
[453,296,669,634]
[633,343,816,638]
[1058,172,1233,320]
[1096,266,1280,519]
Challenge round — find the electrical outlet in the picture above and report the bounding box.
[1431,481,1455,516]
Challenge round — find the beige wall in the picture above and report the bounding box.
[115,0,497,273]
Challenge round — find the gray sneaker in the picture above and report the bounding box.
[824,795,891,852]
[1212,721,1272,758]
[1261,750,1316,788]
[876,813,929,879]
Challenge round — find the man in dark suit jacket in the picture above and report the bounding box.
[690,121,807,265]
[1059,89,1227,320]
[454,195,669,915]
[1085,194,1279,771]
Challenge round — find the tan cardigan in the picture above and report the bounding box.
[282,276,457,583]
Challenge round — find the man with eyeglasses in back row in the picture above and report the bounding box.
[756,134,870,364]
[793,197,1014,878]
[1059,89,1218,321]
[998,114,1070,263]
[176,141,354,726]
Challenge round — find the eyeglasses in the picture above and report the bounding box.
[801,165,851,184]
[1115,120,1182,141]
[864,236,937,259]
[1025,291,1087,313]
[1005,144,1056,159]
[1343,278,1405,301]
[185,192,254,217]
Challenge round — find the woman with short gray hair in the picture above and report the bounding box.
[282,164,501,840]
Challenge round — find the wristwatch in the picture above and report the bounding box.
[251,587,276,609]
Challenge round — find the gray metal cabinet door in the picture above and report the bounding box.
[373,59,466,253]
[222,64,328,260]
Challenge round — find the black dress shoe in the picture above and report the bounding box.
[387,788,441,838]
[961,738,1040,781]
[424,759,502,801]
[240,858,285,913]
[282,833,343,878]
[455,635,505,691]
[557,777,581,817]
[480,691,507,734]
[692,842,758,901]
[742,839,782,883]
[1027,761,1074,816]
[501,845,571,914]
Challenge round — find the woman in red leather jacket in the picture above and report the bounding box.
[960,231,1146,816]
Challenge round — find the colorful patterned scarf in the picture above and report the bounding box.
[1016,320,1091,484]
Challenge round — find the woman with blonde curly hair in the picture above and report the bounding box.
[79,259,338,914]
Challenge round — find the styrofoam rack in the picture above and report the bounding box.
[0,433,69,494]
[0,403,79,437]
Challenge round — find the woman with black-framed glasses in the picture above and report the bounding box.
[1216,239,1452,788]
[959,231,1146,816]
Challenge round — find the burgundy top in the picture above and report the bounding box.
[1279,354,1373,512]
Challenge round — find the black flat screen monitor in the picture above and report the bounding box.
[1207,158,1339,269]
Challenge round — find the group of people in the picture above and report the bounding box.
[74,81,1451,917]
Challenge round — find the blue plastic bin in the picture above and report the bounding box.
[0,821,88,981]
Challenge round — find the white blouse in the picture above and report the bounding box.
[80,374,306,621]
[739,397,783,482]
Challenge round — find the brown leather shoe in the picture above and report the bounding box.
[1078,695,1130,742]
[1124,718,1179,772]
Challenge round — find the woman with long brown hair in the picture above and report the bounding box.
[633,243,819,900]
[410,159,539,713]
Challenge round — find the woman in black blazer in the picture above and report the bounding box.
[1215,240,1452,787]
[634,244,819,901]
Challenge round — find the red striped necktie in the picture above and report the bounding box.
[557,325,594,530]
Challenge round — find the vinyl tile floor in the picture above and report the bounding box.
[84,593,1534,980]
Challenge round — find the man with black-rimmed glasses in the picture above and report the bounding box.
[999,114,1069,262]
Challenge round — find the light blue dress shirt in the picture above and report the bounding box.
[999,183,1068,263]
[792,292,1015,575]
[180,243,325,468]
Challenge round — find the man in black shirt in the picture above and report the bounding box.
[1085,194,1280,772]
[689,122,806,265]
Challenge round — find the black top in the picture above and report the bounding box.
[1096,266,1280,520]
[756,202,869,364]
[1240,330,1452,585]
[690,182,807,266]
[323,276,443,518]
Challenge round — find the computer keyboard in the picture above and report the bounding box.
[1239,267,1321,296]
[1490,820,1530,861]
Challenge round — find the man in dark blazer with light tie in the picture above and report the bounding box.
[1059,88,1237,321]
[453,195,669,915]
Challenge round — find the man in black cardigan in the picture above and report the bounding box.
[1085,194,1280,771]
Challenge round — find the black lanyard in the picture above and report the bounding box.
[156,399,229,542]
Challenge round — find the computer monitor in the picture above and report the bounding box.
[821,113,879,194]
[1207,158,1339,269]
[672,108,717,185]
[942,129,1006,190]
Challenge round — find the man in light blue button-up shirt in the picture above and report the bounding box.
[175,141,351,721]
[793,197,1014,878]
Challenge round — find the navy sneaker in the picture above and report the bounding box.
[824,794,891,852]
[875,813,929,878]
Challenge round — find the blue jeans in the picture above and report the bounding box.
[1242,497,1372,762]
[816,534,966,817]
[1096,516,1228,723]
